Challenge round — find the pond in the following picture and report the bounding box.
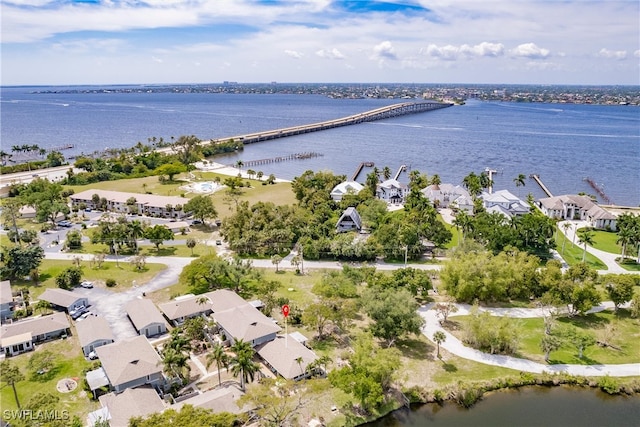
[366,386,640,427]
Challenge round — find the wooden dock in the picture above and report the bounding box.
[238,152,322,168]
[584,177,613,204]
[529,174,553,197]
[351,161,375,181]
[394,165,407,180]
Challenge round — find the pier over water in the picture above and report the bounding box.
[204,101,453,146]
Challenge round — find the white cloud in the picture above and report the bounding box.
[315,48,345,60]
[372,41,397,60]
[423,42,504,61]
[285,49,304,59]
[598,48,627,60]
[510,43,550,59]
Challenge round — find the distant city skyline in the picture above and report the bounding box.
[1,0,639,86]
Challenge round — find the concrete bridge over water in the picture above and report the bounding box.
[203,100,453,145]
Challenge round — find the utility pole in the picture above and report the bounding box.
[404,245,408,268]
[300,244,304,275]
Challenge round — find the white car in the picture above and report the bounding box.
[80,281,94,289]
[88,351,98,360]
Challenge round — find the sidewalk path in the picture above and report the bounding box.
[558,220,636,274]
[420,302,640,377]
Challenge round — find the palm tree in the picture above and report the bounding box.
[160,347,189,381]
[513,174,526,197]
[186,238,197,256]
[616,227,633,260]
[431,174,441,187]
[127,220,145,253]
[577,228,595,262]
[235,160,244,173]
[432,331,446,359]
[453,211,473,243]
[205,343,230,387]
[229,339,259,391]
[561,222,572,255]
[0,360,25,408]
[295,356,305,379]
[382,166,391,180]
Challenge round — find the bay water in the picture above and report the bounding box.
[1,86,638,206]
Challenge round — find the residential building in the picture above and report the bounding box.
[94,336,165,394]
[39,288,88,313]
[159,294,212,326]
[88,387,165,427]
[70,189,188,219]
[0,280,14,323]
[330,181,364,202]
[76,316,115,357]
[336,207,362,233]
[376,179,407,204]
[480,190,530,218]
[203,290,280,347]
[0,312,70,356]
[537,194,618,230]
[256,334,319,380]
[421,183,474,213]
[125,298,168,338]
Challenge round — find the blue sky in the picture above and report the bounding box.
[1,0,638,85]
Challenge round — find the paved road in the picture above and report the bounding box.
[420,302,640,377]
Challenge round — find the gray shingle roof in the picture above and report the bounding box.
[39,288,87,309]
[125,298,167,332]
[0,312,70,340]
[75,316,114,348]
[95,336,162,387]
[256,335,318,380]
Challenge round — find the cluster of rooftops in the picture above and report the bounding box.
[0,282,319,425]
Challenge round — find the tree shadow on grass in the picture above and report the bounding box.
[396,337,435,360]
[441,361,458,372]
[153,247,177,256]
[557,313,610,329]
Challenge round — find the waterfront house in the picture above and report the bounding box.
[0,312,70,356]
[330,181,364,202]
[537,194,617,230]
[70,189,188,219]
[421,183,474,213]
[256,334,319,381]
[95,335,165,394]
[0,280,14,323]
[158,294,212,326]
[336,207,363,233]
[39,288,88,313]
[88,386,165,427]
[76,315,115,357]
[376,179,407,204]
[125,298,168,338]
[480,190,530,218]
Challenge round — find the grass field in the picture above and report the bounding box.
[448,309,640,365]
[0,335,99,419]
[554,228,607,269]
[12,259,167,299]
[589,229,622,254]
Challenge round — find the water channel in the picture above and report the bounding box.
[366,386,640,426]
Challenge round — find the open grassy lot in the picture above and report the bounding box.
[65,174,187,197]
[447,309,640,365]
[0,335,99,420]
[554,228,607,269]
[13,259,167,299]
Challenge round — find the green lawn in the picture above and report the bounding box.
[555,228,607,270]
[14,259,167,299]
[618,258,640,272]
[442,221,459,250]
[589,229,622,255]
[0,337,99,420]
[449,309,640,365]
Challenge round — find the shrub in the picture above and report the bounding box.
[105,278,117,287]
[598,375,620,395]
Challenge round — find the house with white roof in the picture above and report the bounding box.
[76,315,115,357]
[376,179,407,204]
[336,207,362,233]
[158,294,212,326]
[125,298,168,338]
[0,312,70,356]
[88,387,165,427]
[1,280,14,323]
[256,334,319,381]
[480,190,530,218]
[39,288,88,313]
[421,183,474,213]
[70,189,188,219]
[94,335,165,394]
[537,194,617,230]
[330,181,364,202]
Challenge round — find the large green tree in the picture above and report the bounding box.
[130,404,238,427]
[0,360,25,408]
[144,224,174,250]
[184,195,218,224]
[1,245,45,280]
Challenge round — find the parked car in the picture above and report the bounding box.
[80,281,94,289]
[78,311,93,321]
[192,219,202,225]
[57,220,73,228]
[70,306,88,320]
[215,240,222,245]
[88,351,98,360]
